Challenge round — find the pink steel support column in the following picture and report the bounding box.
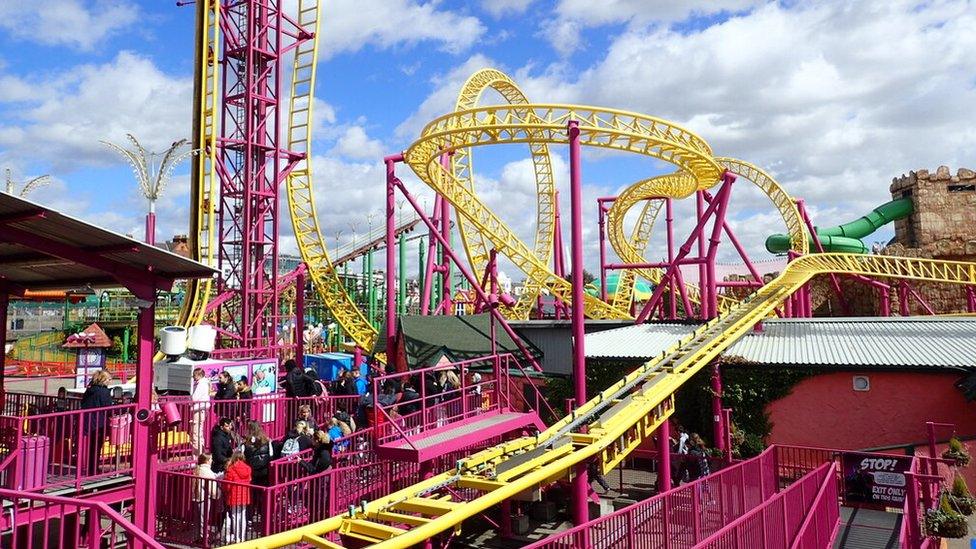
[393,178,543,371]
[132,300,157,540]
[796,199,850,316]
[666,198,677,319]
[353,346,362,373]
[696,192,708,319]
[420,197,441,315]
[722,408,733,464]
[898,281,910,316]
[703,174,736,318]
[552,191,568,317]
[567,120,589,526]
[597,198,610,302]
[658,419,671,492]
[711,364,724,454]
[145,211,156,246]
[385,155,403,351]
[295,269,305,367]
[438,154,453,315]
[636,180,730,323]
[0,290,6,409]
[967,286,976,312]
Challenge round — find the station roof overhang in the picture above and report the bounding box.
[0,192,216,298]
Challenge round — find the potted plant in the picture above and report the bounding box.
[942,437,971,467]
[925,493,969,538]
[950,475,976,516]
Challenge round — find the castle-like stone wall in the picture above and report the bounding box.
[890,166,976,257]
[810,166,976,316]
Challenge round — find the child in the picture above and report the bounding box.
[192,454,218,542]
[221,451,253,543]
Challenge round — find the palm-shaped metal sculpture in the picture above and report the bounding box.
[101,134,192,245]
[5,169,51,197]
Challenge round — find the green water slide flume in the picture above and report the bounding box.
[766,197,914,254]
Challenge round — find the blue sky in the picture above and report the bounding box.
[0,0,974,278]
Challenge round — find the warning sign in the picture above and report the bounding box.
[841,452,913,506]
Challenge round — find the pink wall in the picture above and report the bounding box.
[767,371,976,450]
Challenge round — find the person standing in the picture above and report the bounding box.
[221,451,252,543]
[190,368,212,456]
[192,453,218,543]
[210,417,236,474]
[80,369,113,476]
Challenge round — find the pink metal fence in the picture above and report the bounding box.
[154,393,361,463]
[524,447,783,549]
[791,462,841,549]
[370,355,509,448]
[0,487,163,549]
[696,461,836,548]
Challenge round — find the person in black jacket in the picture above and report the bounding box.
[80,369,114,476]
[243,421,272,485]
[283,359,312,398]
[214,370,237,420]
[303,430,333,475]
[210,417,236,474]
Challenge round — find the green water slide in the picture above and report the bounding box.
[765,197,914,254]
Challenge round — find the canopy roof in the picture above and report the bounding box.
[0,192,215,293]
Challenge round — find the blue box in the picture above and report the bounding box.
[303,352,359,381]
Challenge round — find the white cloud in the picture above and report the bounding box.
[321,0,486,58]
[541,0,762,55]
[395,54,498,141]
[0,51,191,172]
[333,126,386,160]
[482,0,534,18]
[0,0,138,51]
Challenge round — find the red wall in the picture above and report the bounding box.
[766,371,976,450]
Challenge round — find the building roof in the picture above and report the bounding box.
[584,323,694,360]
[0,192,216,291]
[375,313,543,368]
[585,317,976,371]
[63,322,112,348]
[725,317,976,371]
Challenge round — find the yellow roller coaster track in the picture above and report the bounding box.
[607,158,808,314]
[233,252,976,548]
[168,0,219,349]
[452,69,556,320]
[406,102,727,320]
[284,1,380,352]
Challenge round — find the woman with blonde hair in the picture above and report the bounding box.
[80,369,113,475]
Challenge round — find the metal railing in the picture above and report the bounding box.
[524,446,784,549]
[696,461,836,548]
[0,487,165,549]
[370,354,511,451]
[791,462,841,549]
[155,393,362,464]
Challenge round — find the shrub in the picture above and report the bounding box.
[950,475,976,516]
[942,437,971,467]
[925,493,970,538]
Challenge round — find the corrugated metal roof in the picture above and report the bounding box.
[585,317,976,371]
[0,192,216,291]
[585,323,694,359]
[726,317,976,370]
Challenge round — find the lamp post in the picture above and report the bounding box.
[366,212,377,329]
[101,135,193,246]
[4,169,51,197]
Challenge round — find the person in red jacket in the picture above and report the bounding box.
[221,451,252,543]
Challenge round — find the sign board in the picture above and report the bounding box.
[75,348,106,388]
[841,451,913,507]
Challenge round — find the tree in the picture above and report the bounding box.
[564,270,596,286]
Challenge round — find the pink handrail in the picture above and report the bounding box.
[790,462,840,549]
[0,487,164,548]
[694,460,834,547]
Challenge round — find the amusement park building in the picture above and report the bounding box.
[586,317,976,457]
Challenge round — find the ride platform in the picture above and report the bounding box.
[376,409,543,463]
